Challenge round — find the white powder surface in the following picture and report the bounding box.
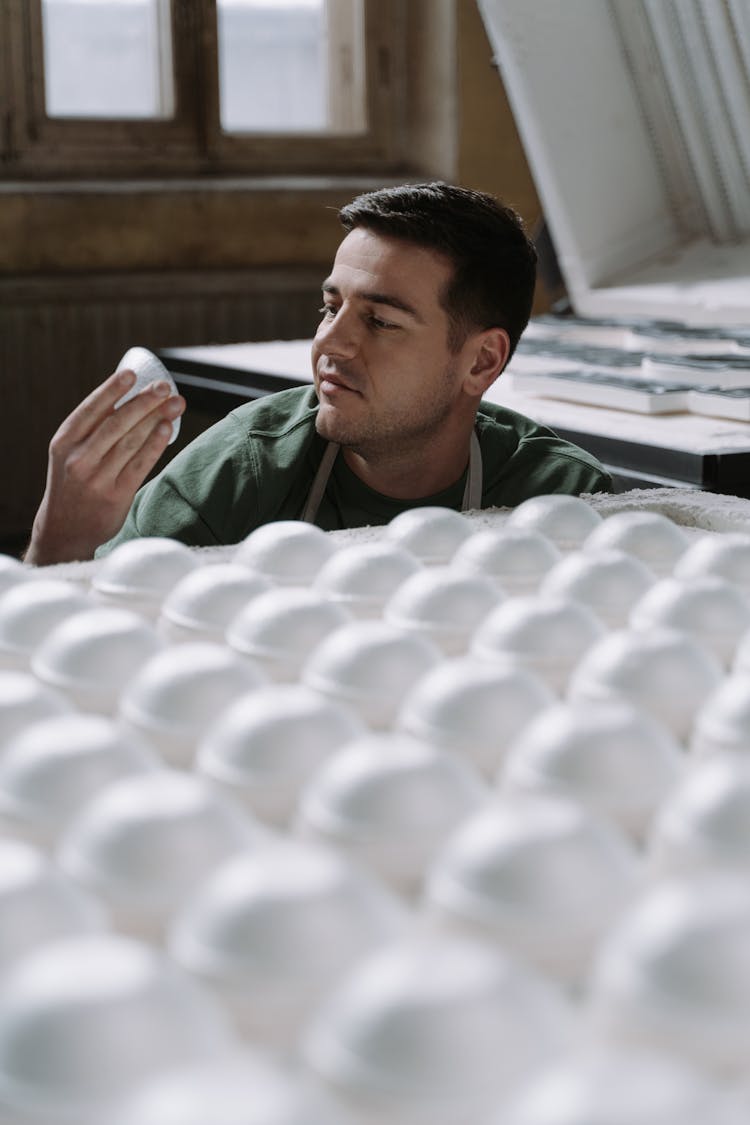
[33,487,750,586]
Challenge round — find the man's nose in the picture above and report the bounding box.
[316,305,359,357]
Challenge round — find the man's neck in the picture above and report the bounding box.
[341,430,474,500]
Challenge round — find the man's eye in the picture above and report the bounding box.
[318,305,337,318]
[369,315,398,330]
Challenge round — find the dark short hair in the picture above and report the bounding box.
[338,181,537,361]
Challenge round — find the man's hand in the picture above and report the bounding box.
[25,368,186,566]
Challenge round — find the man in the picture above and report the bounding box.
[25,182,610,566]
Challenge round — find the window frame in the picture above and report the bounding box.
[1,0,408,179]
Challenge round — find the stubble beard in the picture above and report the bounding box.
[315,363,461,460]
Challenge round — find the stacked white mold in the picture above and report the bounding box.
[4,494,750,1121]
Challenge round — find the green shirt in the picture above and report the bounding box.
[99,386,611,553]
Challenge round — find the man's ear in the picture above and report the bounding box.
[462,328,511,397]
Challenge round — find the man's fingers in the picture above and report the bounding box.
[51,368,137,448]
[116,416,178,493]
[101,393,185,481]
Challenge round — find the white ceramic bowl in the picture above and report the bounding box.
[196,684,364,826]
[0,671,72,754]
[104,1053,353,1125]
[0,555,35,597]
[502,700,683,842]
[497,1045,744,1125]
[451,527,562,593]
[590,874,750,1074]
[506,495,602,551]
[118,643,266,767]
[425,796,639,983]
[234,521,336,585]
[58,770,257,941]
[568,627,724,743]
[313,541,422,618]
[0,580,91,670]
[384,567,501,655]
[226,588,350,682]
[383,506,473,565]
[396,656,554,777]
[630,575,750,667]
[0,934,233,1123]
[114,346,181,444]
[296,732,488,895]
[31,607,163,715]
[0,838,106,976]
[304,933,571,1125]
[690,675,750,757]
[0,714,158,849]
[169,840,406,1048]
[301,621,441,729]
[539,549,655,628]
[648,752,750,877]
[583,511,689,575]
[674,532,750,593]
[470,596,605,694]
[158,564,271,644]
[92,538,199,618]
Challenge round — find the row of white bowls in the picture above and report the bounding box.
[1,496,750,1123]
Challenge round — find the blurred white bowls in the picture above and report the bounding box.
[304,933,571,1125]
[506,494,602,551]
[691,675,750,756]
[0,580,91,670]
[31,607,163,715]
[630,575,750,667]
[384,567,501,655]
[0,555,35,597]
[502,700,683,842]
[314,541,422,618]
[158,564,271,644]
[169,840,406,1048]
[226,588,350,682]
[470,596,605,694]
[583,511,689,575]
[58,770,257,941]
[196,684,364,826]
[297,732,488,895]
[451,526,561,593]
[0,714,158,850]
[0,838,106,976]
[590,875,750,1074]
[0,671,71,754]
[383,506,473,565]
[425,796,639,983]
[104,1053,353,1125]
[234,521,336,585]
[497,1045,744,1125]
[301,621,441,729]
[568,627,723,742]
[674,531,750,593]
[0,934,233,1123]
[92,538,199,619]
[118,643,265,767]
[539,549,655,628]
[396,656,554,777]
[648,752,750,878]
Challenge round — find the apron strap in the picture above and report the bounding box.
[301,431,483,525]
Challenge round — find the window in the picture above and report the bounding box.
[1,0,407,178]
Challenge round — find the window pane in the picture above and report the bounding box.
[42,0,174,119]
[217,0,366,134]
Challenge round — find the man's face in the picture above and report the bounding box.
[312,227,471,457]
